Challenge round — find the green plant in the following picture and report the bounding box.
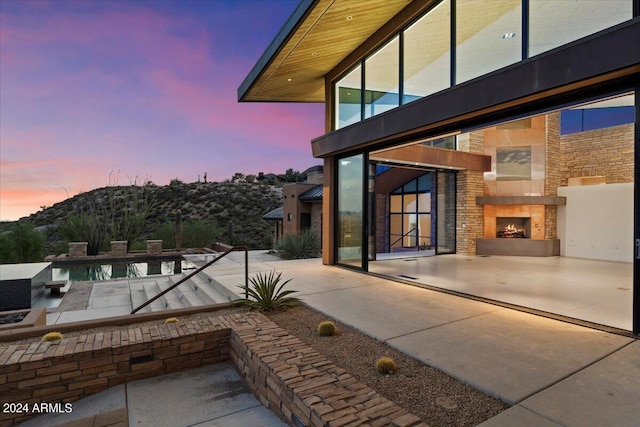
[174,209,183,250]
[317,321,337,336]
[42,332,63,342]
[0,222,46,264]
[375,357,397,375]
[277,231,320,259]
[238,271,300,311]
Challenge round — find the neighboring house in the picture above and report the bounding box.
[242,1,639,333]
[263,165,323,247]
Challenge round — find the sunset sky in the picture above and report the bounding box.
[0,0,324,221]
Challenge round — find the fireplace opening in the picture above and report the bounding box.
[496,217,530,238]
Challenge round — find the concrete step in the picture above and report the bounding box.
[130,284,151,313]
[167,275,207,308]
[155,277,188,311]
[142,281,168,312]
[197,277,240,304]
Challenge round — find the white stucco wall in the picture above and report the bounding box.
[557,183,633,262]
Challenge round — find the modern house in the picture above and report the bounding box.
[263,165,324,247]
[240,1,639,334]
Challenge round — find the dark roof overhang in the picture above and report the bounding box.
[237,0,414,103]
[298,184,323,202]
[262,206,283,221]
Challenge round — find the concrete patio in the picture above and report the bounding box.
[15,252,640,426]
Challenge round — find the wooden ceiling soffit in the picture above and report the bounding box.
[370,145,491,172]
[247,0,411,102]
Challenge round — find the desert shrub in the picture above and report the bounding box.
[42,332,63,342]
[0,222,46,264]
[238,271,300,311]
[151,221,220,249]
[317,321,337,336]
[277,231,320,259]
[375,357,397,375]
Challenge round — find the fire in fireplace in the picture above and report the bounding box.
[496,217,530,238]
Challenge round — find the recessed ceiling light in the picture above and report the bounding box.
[346,15,353,21]
[502,33,516,39]
[287,78,292,82]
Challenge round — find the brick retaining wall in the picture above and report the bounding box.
[0,309,425,427]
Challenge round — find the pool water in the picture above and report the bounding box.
[52,259,196,284]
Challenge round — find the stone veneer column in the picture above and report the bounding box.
[456,170,484,255]
[456,131,485,255]
[375,193,388,253]
[545,113,562,239]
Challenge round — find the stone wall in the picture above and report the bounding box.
[231,316,426,427]
[0,310,426,427]
[110,241,127,257]
[146,240,162,255]
[559,116,634,184]
[68,243,87,258]
[456,170,484,255]
[375,194,388,253]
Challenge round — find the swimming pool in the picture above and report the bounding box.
[51,258,196,283]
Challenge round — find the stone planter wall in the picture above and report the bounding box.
[110,241,127,257]
[68,243,88,258]
[146,240,163,255]
[0,309,425,427]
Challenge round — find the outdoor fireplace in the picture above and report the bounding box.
[496,217,530,238]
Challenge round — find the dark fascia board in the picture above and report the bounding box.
[312,18,640,158]
[237,0,315,102]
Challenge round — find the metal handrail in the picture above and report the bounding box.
[389,227,418,248]
[131,246,249,314]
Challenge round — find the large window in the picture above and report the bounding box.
[403,0,450,104]
[455,0,521,84]
[364,36,400,119]
[389,174,432,251]
[529,0,632,57]
[337,154,364,268]
[333,0,633,129]
[335,65,362,129]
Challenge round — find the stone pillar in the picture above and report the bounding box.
[110,241,127,257]
[456,170,484,255]
[146,240,163,255]
[68,242,88,258]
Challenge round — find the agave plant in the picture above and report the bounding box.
[277,231,320,259]
[238,271,300,311]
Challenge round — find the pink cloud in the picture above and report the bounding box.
[0,1,325,220]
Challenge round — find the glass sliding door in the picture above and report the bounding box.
[337,154,364,268]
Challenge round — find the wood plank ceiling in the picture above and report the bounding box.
[242,0,412,102]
